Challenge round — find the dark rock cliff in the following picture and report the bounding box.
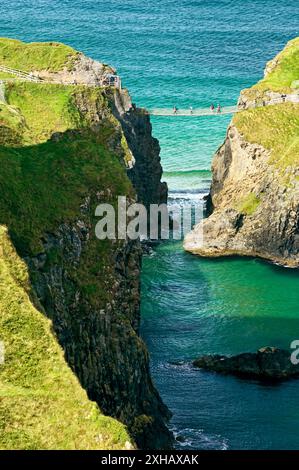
[25,91,172,449]
[27,221,172,449]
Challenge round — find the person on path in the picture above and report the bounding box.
[217,104,221,113]
[210,104,215,112]
[173,106,178,114]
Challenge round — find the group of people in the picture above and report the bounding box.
[210,103,222,113]
[172,104,222,114]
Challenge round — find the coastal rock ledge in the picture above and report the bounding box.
[184,37,299,267]
[193,347,299,380]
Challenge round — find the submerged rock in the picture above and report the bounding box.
[193,347,299,380]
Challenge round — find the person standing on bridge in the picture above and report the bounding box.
[217,104,221,113]
[210,104,215,112]
[173,106,178,115]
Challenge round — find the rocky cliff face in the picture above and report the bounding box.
[110,90,168,209]
[27,214,172,449]
[25,109,171,448]
[184,38,299,267]
[0,39,171,449]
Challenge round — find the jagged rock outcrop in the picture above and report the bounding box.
[35,52,115,85]
[0,39,172,449]
[110,92,168,209]
[184,38,299,267]
[193,347,299,380]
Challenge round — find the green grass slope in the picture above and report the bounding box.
[0,226,132,450]
[0,82,133,257]
[233,103,299,170]
[0,38,78,72]
[253,37,299,93]
[234,38,299,171]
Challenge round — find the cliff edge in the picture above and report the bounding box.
[184,38,299,267]
[0,39,171,449]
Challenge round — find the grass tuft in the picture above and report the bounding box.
[237,193,261,215]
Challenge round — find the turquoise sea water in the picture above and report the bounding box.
[2,0,299,450]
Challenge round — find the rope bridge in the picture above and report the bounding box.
[150,106,238,116]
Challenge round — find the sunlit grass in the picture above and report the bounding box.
[0,226,132,449]
[0,38,78,73]
[233,103,299,169]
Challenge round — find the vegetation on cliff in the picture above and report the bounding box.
[253,37,299,93]
[0,54,135,450]
[237,193,261,216]
[0,38,78,72]
[0,81,134,305]
[235,38,299,171]
[233,103,299,170]
[0,226,132,450]
[234,38,299,173]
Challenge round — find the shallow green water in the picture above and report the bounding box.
[141,243,299,449]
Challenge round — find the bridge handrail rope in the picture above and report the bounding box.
[150,95,299,116]
[0,65,122,89]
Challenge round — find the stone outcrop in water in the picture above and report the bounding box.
[0,39,171,449]
[184,37,299,267]
[193,347,299,380]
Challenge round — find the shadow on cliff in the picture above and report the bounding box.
[0,129,174,449]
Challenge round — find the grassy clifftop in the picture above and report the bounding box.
[253,37,299,93]
[0,38,78,72]
[0,226,131,449]
[234,38,299,172]
[233,102,299,170]
[0,82,133,258]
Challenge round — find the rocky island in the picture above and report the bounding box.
[193,347,299,381]
[184,37,299,267]
[0,38,171,449]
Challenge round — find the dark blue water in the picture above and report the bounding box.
[2,0,299,450]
